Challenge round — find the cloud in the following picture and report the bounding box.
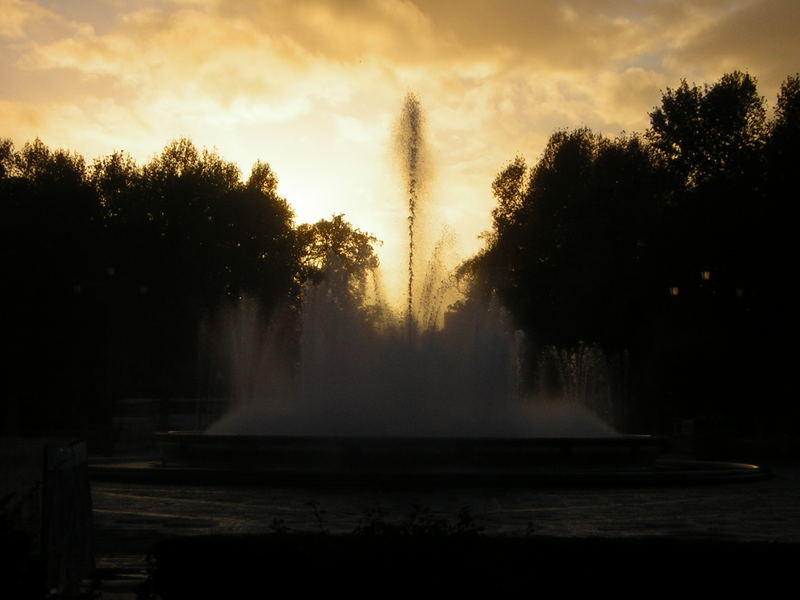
[669,0,800,99]
[0,0,57,40]
[0,98,47,130]
[17,0,785,136]
[9,1,798,126]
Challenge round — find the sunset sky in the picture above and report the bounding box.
[2,0,798,303]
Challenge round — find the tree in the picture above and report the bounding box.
[461,71,795,431]
[646,73,769,302]
[463,129,664,353]
[296,214,381,304]
[1,138,112,433]
[133,139,298,312]
[0,138,12,179]
[648,71,766,187]
[768,73,800,179]
[227,161,298,308]
[125,141,301,395]
[247,160,279,195]
[489,155,528,242]
[761,74,800,374]
[457,156,528,302]
[644,72,774,423]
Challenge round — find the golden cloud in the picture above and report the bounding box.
[0,0,56,40]
[669,0,800,98]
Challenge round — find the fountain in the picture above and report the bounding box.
[146,95,767,486]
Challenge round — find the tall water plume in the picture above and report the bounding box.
[394,93,429,331]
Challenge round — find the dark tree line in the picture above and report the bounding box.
[462,71,798,433]
[0,138,376,438]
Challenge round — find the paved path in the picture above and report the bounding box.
[92,460,800,579]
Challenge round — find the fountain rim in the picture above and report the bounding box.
[153,431,669,468]
[84,431,773,487]
[155,431,663,443]
[150,430,674,479]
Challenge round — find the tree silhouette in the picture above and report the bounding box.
[648,71,766,187]
[1,137,305,437]
[2,138,110,433]
[465,130,663,353]
[296,214,381,309]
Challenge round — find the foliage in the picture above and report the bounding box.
[465,129,663,352]
[465,71,797,429]
[296,213,381,306]
[0,138,307,429]
[647,71,767,187]
[297,215,379,277]
[353,504,482,538]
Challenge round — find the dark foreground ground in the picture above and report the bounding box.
[90,459,800,598]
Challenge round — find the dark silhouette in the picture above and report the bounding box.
[296,214,380,291]
[2,139,304,444]
[462,71,798,435]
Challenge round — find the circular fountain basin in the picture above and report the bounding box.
[87,430,763,486]
[88,432,770,486]
[155,431,665,470]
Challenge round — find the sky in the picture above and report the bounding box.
[2,0,798,304]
